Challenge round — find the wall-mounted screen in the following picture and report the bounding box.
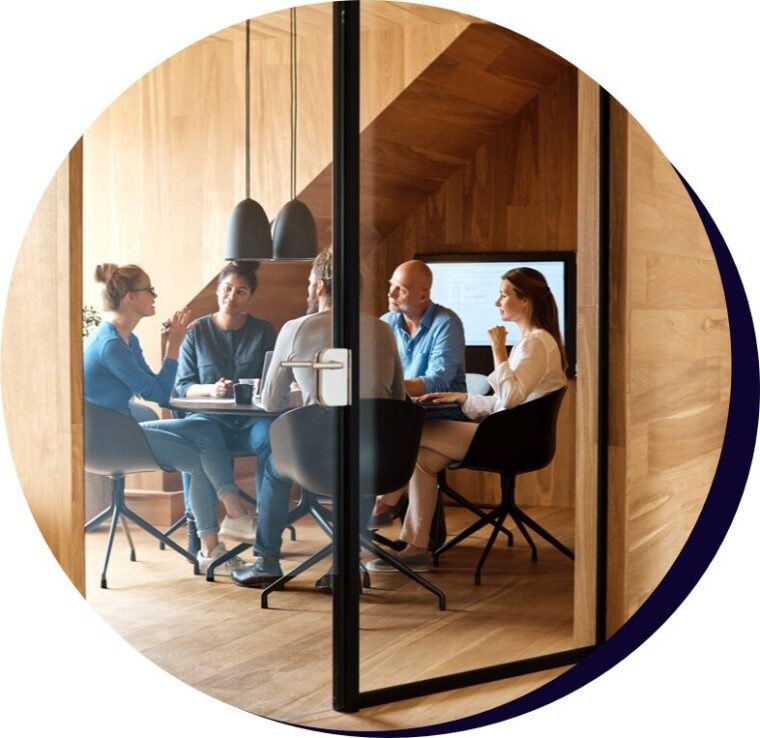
[418,252,576,378]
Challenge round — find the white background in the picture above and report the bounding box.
[0,1,757,735]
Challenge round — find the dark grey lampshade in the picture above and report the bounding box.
[271,198,318,260]
[224,197,273,261]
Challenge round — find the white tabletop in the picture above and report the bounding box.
[168,397,277,415]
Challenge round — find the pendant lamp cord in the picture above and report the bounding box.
[245,19,251,200]
[290,7,297,201]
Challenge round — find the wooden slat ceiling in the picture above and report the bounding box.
[299,21,570,247]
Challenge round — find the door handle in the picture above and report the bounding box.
[280,348,350,406]
[280,360,344,370]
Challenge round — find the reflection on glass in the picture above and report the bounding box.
[357,0,598,695]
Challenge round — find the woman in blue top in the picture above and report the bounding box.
[84,262,254,575]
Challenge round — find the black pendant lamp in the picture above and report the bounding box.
[225,19,273,261]
[271,7,318,260]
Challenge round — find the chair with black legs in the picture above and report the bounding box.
[370,376,491,556]
[85,400,159,535]
[433,387,572,584]
[84,402,199,588]
[430,371,514,564]
[260,398,447,610]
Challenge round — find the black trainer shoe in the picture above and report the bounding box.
[231,556,283,588]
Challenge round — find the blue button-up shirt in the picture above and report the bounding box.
[381,302,466,394]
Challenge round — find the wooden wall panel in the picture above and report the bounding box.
[1,142,84,594]
[573,72,599,645]
[82,6,469,373]
[607,105,730,631]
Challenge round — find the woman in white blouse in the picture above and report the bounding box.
[368,267,568,572]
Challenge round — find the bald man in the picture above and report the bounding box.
[381,259,466,401]
[371,259,466,531]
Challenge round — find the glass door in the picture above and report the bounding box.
[331,0,603,713]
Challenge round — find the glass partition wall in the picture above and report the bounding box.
[330,0,602,712]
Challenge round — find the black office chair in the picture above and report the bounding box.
[86,400,158,534]
[431,371,510,561]
[433,387,572,584]
[261,399,446,610]
[84,402,199,588]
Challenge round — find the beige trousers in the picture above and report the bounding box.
[381,420,479,549]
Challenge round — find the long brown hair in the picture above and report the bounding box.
[94,263,149,311]
[503,267,567,370]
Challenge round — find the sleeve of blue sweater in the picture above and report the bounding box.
[101,334,177,405]
[174,328,198,398]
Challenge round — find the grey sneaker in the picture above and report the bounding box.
[219,513,255,543]
[197,542,248,577]
[366,552,431,573]
[231,556,283,588]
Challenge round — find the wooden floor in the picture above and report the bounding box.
[85,505,578,730]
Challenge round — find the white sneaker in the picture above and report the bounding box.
[366,551,432,573]
[197,542,248,577]
[219,513,255,542]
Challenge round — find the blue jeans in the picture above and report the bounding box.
[219,417,275,496]
[140,426,222,537]
[255,451,294,559]
[177,416,292,558]
[141,416,241,537]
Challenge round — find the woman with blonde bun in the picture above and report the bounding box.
[84,263,253,575]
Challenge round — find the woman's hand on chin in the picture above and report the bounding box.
[417,391,467,406]
[488,325,508,366]
[488,324,507,346]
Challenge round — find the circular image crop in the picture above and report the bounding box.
[1,1,757,736]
